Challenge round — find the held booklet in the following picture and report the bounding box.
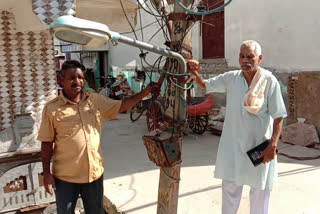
[246,139,270,167]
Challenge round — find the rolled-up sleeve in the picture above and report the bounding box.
[204,73,228,93]
[267,78,287,119]
[37,106,55,142]
[93,94,122,120]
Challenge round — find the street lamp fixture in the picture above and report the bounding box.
[50,15,186,73]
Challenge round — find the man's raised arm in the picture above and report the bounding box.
[119,83,161,113]
[187,60,206,89]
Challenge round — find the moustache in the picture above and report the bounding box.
[71,84,82,88]
[241,64,252,67]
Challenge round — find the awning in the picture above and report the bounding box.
[0,0,142,32]
[76,0,141,33]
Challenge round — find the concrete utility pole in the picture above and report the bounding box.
[156,0,193,213]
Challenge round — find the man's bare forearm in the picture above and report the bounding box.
[194,73,206,89]
[270,117,284,147]
[41,142,54,175]
[119,90,148,112]
[186,60,206,89]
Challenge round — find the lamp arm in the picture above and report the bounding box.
[110,32,187,75]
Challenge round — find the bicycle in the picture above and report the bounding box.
[130,72,164,123]
[130,85,152,121]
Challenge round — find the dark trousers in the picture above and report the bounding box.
[54,176,105,214]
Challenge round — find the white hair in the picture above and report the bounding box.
[241,40,262,56]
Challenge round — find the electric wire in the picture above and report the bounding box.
[138,7,145,41]
[119,21,158,35]
[175,0,232,15]
[137,0,167,17]
[145,1,170,42]
[120,0,139,40]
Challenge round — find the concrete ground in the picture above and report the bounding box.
[101,114,320,214]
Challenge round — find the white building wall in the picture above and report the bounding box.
[192,22,202,60]
[110,1,320,73]
[225,0,320,72]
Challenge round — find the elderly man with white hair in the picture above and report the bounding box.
[187,40,287,214]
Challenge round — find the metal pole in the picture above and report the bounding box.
[117,35,187,74]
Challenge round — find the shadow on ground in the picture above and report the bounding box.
[101,114,320,180]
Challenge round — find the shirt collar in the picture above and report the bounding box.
[59,90,89,105]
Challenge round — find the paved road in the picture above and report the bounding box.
[101,114,320,214]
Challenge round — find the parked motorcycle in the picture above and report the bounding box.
[99,75,124,100]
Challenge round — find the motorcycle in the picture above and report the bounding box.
[100,75,124,100]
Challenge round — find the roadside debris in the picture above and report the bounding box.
[279,118,320,160]
[278,144,320,160]
[281,118,320,147]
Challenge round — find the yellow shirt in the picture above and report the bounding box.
[37,91,122,183]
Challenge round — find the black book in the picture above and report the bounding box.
[246,139,270,167]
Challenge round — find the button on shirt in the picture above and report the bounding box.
[37,92,121,183]
[204,68,287,190]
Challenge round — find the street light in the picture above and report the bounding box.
[50,15,186,73]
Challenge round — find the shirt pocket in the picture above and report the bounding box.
[55,112,80,138]
[87,108,102,130]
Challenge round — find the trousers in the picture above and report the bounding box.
[54,176,105,214]
[222,180,270,214]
